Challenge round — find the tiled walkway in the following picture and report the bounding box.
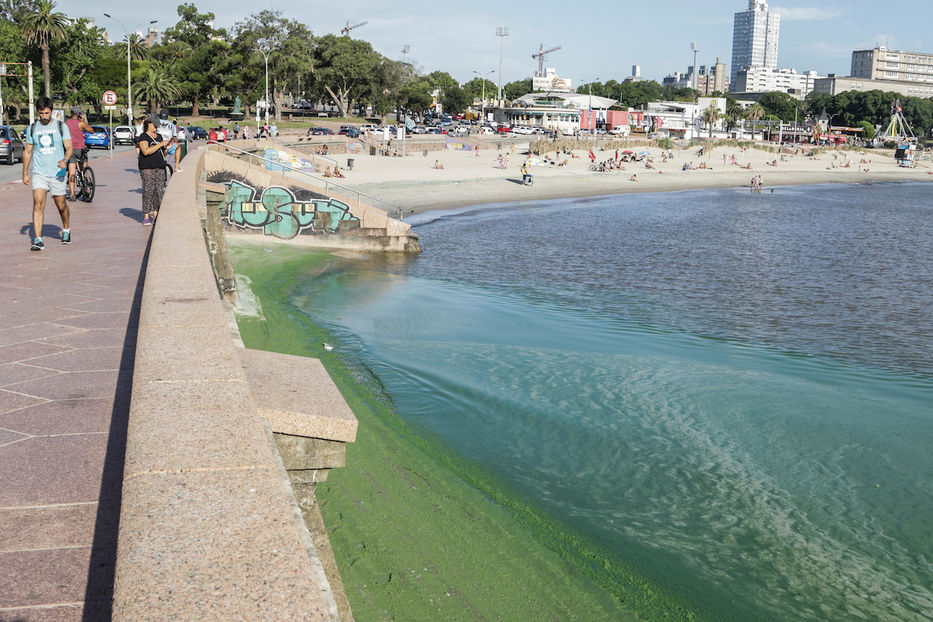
[0,151,152,621]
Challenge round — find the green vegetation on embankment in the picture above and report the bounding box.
[229,243,706,622]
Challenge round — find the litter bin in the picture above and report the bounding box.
[369,145,376,156]
[179,138,188,161]
[347,158,354,170]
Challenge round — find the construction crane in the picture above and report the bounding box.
[532,44,562,77]
[340,20,368,36]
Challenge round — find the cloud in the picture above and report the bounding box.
[773,6,847,20]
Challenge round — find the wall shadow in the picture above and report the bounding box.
[81,232,152,621]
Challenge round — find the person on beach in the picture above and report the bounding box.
[23,96,73,250]
[434,160,444,170]
[137,119,172,226]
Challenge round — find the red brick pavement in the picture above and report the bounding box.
[0,151,152,621]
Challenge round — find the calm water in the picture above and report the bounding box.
[289,182,933,621]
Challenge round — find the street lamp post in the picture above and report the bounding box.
[473,69,494,124]
[495,27,509,103]
[255,46,271,129]
[104,14,156,126]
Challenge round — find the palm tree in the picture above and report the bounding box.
[701,104,721,139]
[22,0,68,98]
[746,103,765,140]
[134,65,180,113]
[119,33,149,61]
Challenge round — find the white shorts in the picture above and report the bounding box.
[32,173,68,196]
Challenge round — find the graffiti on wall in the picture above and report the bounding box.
[224,180,360,239]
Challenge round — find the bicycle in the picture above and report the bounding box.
[72,148,95,202]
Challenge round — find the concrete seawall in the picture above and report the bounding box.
[112,147,354,620]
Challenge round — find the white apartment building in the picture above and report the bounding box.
[731,0,780,90]
[732,67,823,98]
[851,47,933,84]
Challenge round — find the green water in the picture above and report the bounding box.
[231,183,933,621]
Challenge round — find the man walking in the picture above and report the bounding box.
[23,96,73,251]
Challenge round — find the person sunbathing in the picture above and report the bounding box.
[323,167,333,177]
[333,165,345,178]
[434,160,444,170]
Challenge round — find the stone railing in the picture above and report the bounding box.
[112,146,356,621]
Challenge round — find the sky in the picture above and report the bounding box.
[57,0,933,89]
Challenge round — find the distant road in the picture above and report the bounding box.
[0,144,136,186]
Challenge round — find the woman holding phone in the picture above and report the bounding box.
[137,119,174,226]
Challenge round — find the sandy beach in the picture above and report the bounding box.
[313,139,931,215]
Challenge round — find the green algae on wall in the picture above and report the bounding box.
[229,243,704,622]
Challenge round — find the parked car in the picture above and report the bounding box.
[0,125,25,165]
[308,127,334,135]
[410,126,427,134]
[84,125,110,149]
[479,126,495,135]
[186,126,209,140]
[338,126,360,138]
[112,126,135,145]
[293,99,313,110]
[360,124,378,134]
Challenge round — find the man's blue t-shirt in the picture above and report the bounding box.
[26,121,71,178]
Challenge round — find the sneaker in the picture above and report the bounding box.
[30,237,44,251]
[61,230,71,245]
[143,215,152,226]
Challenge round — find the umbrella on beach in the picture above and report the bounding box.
[639,150,651,156]
[622,150,634,154]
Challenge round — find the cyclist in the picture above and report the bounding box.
[65,106,92,201]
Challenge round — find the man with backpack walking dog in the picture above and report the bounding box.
[22,96,73,251]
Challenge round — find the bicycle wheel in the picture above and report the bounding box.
[81,166,95,202]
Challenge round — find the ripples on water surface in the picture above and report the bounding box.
[291,182,933,621]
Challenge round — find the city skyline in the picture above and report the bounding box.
[56,0,933,89]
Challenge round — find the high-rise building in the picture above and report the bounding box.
[730,0,780,90]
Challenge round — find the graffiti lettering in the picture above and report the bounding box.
[224,180,359,239]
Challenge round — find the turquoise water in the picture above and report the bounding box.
[289,183,933,621]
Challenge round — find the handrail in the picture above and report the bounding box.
[208,140,405,221]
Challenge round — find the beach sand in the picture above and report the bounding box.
[318,139,930,215]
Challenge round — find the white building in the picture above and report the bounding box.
[731,0,780,90]
[646,97,727,140]
[491,92,616,135]
[732,67,823,98]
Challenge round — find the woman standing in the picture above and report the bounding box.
[138,119,173,226]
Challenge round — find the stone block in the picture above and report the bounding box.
[237,348,357,443]
[273,434,347,470]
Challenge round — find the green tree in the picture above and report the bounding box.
[701,103,721,138]
[757,91,796,121]
[134,64,180,112]
[503,78,532,100]
[746,102,765,139]
[21,0,67,97]
[310,33,382,118]
[859,120,876,141]
[462,77,496,101]
[0,0,38,20]
[440,85,469,115]
[49,18,107,110]
[234,10,315,121]
[0,18,28,120]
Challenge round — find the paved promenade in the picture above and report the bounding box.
[0,151,149,621]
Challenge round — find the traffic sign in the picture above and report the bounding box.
[103,105,117,111]
[102,90,118,106]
